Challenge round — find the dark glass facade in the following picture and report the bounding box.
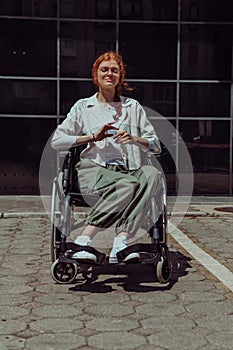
[0,0,232,195]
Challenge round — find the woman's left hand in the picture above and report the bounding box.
[113,130,135,144]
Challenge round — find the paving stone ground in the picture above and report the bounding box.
[178,216,233,272]
[1,211,233,350]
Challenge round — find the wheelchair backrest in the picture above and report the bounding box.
[62,144,87,195]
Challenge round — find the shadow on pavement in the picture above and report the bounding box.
[69,251,192,293]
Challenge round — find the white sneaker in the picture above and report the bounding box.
[72,235,97,263]
[109,236,140,264]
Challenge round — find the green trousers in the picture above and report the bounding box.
[76,158,161,237]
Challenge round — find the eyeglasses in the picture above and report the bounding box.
[99,67,120,74]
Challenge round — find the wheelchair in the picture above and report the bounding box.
[50,145,172,284]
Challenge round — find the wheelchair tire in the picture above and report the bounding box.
[51,259,78,284]
[50,178,63,262]
[156,246,172,283]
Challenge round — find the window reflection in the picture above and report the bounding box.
[60,22,116,77]
[181,0,233,22]
[0,1,232,195]
[180,120,230,194]
[0,0,57,17]
[120,24,177,79]
[119,0,177,20]
[60,0,116,19]
[60,81,96,115]
[125,82,176,117]
[119,0,142,19]
[180,83,230,117]
[0,19,56,76]
[181,25,232,80]
[0,118,56,194]
[0,80,56,114]
[61,81,176,117]
[180,120,229,144]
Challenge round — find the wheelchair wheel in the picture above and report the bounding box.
[51,259,78,284]
[156,246,172,283]
[50,177,63,262]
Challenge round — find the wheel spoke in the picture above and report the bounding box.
[51,260,78,284]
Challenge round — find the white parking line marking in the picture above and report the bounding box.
[169,222,233,292]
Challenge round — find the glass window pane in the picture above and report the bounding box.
[0,80,56,115]
[0,118,56,195]
[60,81,176,117]
[119,0,177,20]
[180,120,230,194]
[124,82,176,117]
[0,19,56,76]
[60,22,116,77]
[0,0,57,17]
[60,0,116,19]
[181,0,233,22]
[119,24,177,79]
[60,81,96,115]
[180,83,230,118]
[181,25,232,80]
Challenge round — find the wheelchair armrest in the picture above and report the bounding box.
[146,145,169,165]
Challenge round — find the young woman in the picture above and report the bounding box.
[51,51,161,263]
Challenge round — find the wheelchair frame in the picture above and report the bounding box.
[50,146,172,284]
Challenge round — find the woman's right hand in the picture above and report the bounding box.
[94,121,119,141]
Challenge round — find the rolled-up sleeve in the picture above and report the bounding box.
[148,136,161,153]
[51,103,83,150]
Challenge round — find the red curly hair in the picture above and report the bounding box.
[92,51,132,100]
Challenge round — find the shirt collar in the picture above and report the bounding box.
[86,93,99,107]
[86,93,132,108]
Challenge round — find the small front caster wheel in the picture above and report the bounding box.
[51,259,78,284]
[156,256,172,283]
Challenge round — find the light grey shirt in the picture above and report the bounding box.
[51,93,161,170]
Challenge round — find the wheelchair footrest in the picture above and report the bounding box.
[116,243,160,262]
[140,253,162,265]
[65,243,106,264]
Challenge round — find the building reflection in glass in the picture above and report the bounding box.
[0,0,232,194]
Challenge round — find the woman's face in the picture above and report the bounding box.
[97,59,120,90]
